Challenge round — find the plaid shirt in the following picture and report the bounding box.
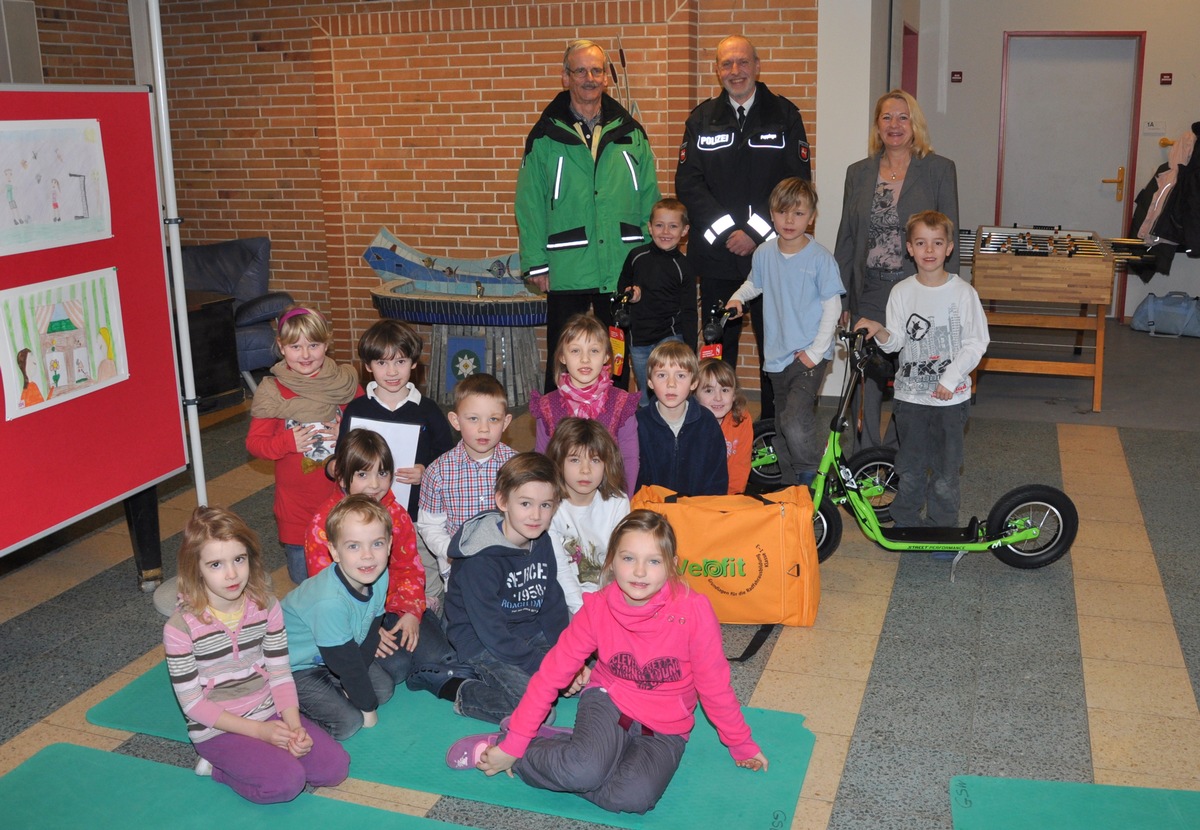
[419,441,517,534]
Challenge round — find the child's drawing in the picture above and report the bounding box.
[0,267,127,419]
[0,120,111,257]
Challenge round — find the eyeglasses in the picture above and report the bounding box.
[567,67,606,80]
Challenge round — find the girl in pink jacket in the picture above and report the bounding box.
[447,510,767,814]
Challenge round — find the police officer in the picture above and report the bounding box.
[676,36,811,418]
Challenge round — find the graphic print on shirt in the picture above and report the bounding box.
[502,560,550,612]
[607,652,683,690]
[896,303,964,395]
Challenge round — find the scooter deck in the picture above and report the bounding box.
[879,518,980,545]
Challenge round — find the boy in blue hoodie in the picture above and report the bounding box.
[422,452,573,724]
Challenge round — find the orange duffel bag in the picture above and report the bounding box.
[630,485,820,627]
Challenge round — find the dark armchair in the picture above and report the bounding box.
[177,237,291,392]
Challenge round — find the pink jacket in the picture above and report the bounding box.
[500,581,760,762]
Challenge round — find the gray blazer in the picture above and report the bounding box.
[834,151,960,315]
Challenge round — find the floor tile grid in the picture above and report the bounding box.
[751,536,900,830]
[1059,424,1200,787]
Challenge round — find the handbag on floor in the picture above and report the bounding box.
[1130,291,1200,338]
[630,485,820,627]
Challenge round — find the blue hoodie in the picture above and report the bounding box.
[443,510,569,675]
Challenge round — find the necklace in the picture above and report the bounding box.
[883,155,909,181]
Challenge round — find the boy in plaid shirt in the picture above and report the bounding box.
[416,374,517,591]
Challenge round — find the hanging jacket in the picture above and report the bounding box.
[516,91,661,293]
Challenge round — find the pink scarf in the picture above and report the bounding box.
[558,371,612,419]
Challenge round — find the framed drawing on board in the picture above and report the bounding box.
[0,267,128,418]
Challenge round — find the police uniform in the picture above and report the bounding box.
[676,82,810,416]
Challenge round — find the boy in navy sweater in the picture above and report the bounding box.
[635,340,728,496]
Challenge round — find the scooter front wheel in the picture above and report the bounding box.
[813,496,842,563]
[986,484,1078,569]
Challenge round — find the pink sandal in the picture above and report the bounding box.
[445,732,499,770]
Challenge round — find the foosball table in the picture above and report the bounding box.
[967,225,1115,411]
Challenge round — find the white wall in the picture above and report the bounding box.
[913,0,1200,315]
[817,0,889,392]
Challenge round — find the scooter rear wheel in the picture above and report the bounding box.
[847,447,899,524]
[813,496,842,563]
[749,418,782,490]
[987,484,1078,569]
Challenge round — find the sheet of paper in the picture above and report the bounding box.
[350,418,421,508]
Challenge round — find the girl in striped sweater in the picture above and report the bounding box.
[163,506,349,803]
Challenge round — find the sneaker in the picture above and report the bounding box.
[194,757,213,777]
[407,663,478,696]
[445,732,499,770]
[500,714,572,739]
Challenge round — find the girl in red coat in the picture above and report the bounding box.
[246,306,361,584]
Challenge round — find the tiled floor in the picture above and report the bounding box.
[3,327,1200,828]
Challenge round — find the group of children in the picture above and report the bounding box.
[163,175,987,813]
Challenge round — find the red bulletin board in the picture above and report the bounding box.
[0,87,187,556]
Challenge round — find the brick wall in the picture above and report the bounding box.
[36,0,135,84]
[35,0,819,398]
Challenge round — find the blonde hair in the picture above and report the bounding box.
[554,314,613,376]
[697,358,749,426]
[600,510,687,591]
[868,89,933,159]
[906,210,956,242]
[769,177,817,214]
[276,305,333,348]
[176,506,271,619]
[646,339,699,378]
[545,417,627,500]
[326,494,393,548]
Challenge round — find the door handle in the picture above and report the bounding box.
[1101,166,1125,202]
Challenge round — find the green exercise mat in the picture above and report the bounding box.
[951,775,1200,829]
[88,661,814,829]
[0,743,463,828]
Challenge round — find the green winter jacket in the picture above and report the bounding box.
[515,91,660,293]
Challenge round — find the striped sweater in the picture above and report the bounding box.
[163,595,300,744]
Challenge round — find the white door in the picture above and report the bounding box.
[998,35,1141,237]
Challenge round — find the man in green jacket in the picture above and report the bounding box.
[516,39,661,392]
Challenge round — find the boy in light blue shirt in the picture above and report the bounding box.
[727,178,843,485]
[283,495,395,741]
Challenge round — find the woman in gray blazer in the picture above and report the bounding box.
[834,89,959,451]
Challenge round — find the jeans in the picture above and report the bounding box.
[514,687,686,814]
[283,543,307,586]
[629,334,683,406]
[195,714,349,804]
[890,399,970,527]
[416,534,445,616]
[293,662,394,741]
[456,632,550,724]
[851,272,904,453]
[768,358,827,484]
[376,611,459,685]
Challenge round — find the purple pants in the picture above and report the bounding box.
[194,714,349,804]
